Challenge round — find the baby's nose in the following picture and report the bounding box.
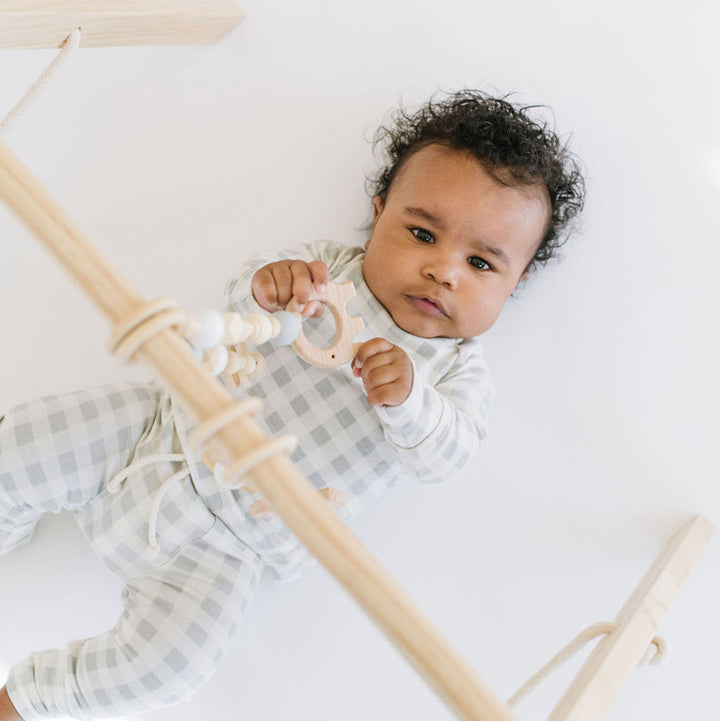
[424,260,457,287]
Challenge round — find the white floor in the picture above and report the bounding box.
[1,1,719,719]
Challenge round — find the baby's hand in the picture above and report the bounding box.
[251,260,329,318]
[352,338,413,407]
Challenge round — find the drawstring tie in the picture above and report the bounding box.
[106,453,189,558]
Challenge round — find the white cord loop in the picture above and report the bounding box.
[0,28,82,138]
[190,399,264,446]
[508,621,668,708]
[191,398,297,488]
[145,468,192,558]
[218,435,298,487]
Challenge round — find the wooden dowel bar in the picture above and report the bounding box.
[0,139,518,721]
[0,1,243,49]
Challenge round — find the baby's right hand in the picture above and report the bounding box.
[251,259,329,318]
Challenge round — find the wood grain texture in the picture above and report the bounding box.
[292,280,365,368]
[0,138,517,721]
[0,1,243,48]
[547,515,714,721]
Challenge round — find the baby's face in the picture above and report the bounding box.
[363,144,550,339]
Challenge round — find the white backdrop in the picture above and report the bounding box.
[0,1,718,720]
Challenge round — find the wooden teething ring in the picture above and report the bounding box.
[291,280,365,368]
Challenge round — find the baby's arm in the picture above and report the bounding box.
[371,342,493,484]
[225,240,364,314]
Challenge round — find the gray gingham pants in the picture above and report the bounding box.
[0,383,264,720]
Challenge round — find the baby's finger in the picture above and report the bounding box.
[276,260,310,307]
[353,337,394,370]
[366,382,403,407]
[305,300,325,319]
[253,262,293,310]
[289,261,316,306]
[361,362,399,392]
[252,267,282,311]
[307,260,329,293]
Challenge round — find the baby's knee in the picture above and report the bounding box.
[0,398,64,481]
[101,636,225,710]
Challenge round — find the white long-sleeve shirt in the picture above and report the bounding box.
[173,241,494,581]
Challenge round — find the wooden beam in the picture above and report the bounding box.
[0,138,518,721]
[547,515,714,721]
[0,1,243,49]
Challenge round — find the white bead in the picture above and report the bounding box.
[271,310,302,346]
[204,345,229,375]
[185,309,225,349]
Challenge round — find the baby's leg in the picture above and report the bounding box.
[0,383,162,556]
[5,528,263,719]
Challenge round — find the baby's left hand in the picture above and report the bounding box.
[352,338,413,407]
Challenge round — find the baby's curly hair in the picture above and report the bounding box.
[369,90,586,273]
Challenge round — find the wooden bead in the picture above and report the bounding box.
[224,349,246,374]
[221,312,249,344]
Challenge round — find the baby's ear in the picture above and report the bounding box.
[372,196,384,228]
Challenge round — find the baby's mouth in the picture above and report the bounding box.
[405,295,449,319]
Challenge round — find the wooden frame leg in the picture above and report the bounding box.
[547,515,714,721]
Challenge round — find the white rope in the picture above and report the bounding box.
[106,452,191,558]
[146,467,193,558]
[0,27,82,139]
[106,453,188,494]
[508,621,668,709]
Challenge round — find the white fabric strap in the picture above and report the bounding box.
[508,621,668,708]
[0,28,82,138]
[146,467,194,557]
[106,452,188,494]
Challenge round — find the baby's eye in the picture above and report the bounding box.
[469,256,491,271]
[411,227,435,243]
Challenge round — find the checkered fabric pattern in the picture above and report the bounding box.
[1,384,263,720]
[0,240,493,718]
[174,241,495,582]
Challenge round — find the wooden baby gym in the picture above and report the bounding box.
[0,4,714,720]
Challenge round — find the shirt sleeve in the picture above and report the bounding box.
[374,339,494,484]
[225,240,363,311]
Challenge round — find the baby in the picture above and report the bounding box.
[0,90,584,720]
